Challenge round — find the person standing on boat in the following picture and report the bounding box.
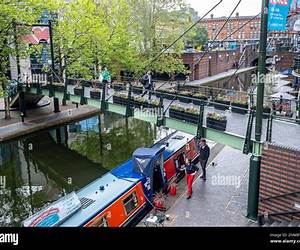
[198,138,210,181]
[185,159,199,199]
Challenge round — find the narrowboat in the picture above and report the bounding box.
[23,131,199,227]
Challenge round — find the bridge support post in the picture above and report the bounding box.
[101,82,107,112]
[125,84,133,118]
[19,89,27,119]
[156,96,165,127]
[53,97,60,113]
[196,101,205,140]
[247,0,268,221]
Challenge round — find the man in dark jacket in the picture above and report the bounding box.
[198,138,210,181]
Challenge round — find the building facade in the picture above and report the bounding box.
[200,13,261,42]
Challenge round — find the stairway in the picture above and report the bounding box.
[261,220,300,227]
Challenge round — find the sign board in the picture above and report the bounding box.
[23,192,82,227]
[268,0,292,31]
[268,0,300,32]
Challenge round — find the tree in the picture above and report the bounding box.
[128,0,194,76]
[186,25,208,50]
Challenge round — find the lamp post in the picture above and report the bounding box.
[247,0,268,220]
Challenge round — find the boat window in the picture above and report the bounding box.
[123,191,138,216]
[91,216,109,227]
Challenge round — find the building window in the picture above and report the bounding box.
[123,192,138,216]
[91,216,109,227]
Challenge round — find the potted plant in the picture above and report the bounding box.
[178,91,192,103]
[169,104,185,120]
[73,80,83,96]
[253,105,271,119]
[163,89,177,100]
[112,82,125,91]
[90,87,101,99]
[214,96,230,110]
[132,83,143,95]
[150,99,160,108]
[184,107,199,124]
[113,92,128,105]
[206,112,227,131]
[192,93,208,105]
[231,99,249,114]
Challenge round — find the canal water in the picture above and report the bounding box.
[0,112,172,227]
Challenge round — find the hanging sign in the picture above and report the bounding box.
[268,0,293,31]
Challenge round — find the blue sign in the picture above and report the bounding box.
[268,0,292,31]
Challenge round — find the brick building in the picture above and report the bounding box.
[200,13,261,42]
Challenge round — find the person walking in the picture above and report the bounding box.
[141,71,153,100]
[185,158,199,199]
[101,66,111,95]
[198,138,210,181]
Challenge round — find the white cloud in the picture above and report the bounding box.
[186,0,262,17]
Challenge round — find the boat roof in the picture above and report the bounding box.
[60,172,137,227]
[59,131,194,227]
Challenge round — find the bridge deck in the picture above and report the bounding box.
[186,66,257,87]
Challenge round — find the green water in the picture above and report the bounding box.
[0,111,171,227]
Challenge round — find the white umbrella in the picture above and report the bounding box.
[275,79,290,87]
[270,92,296,100]
[275,86,294,93]
[275,74,289,79]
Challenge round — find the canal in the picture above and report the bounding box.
[0,112,172,227]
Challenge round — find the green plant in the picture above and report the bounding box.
[207,112,227,121]
[185,107,199,114]
[232,99,248,105]
[215,96,230,102]
[114,92,128,99]
[192,93,206,98]
[151,99,160,106]
[170,104,185,112]
[180,91,192,96]
[91,88,101,92]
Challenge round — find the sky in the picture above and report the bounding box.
[186,0,262,18]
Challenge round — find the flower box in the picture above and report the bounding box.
[206,113,227,131]
[178,91,192,103]
[113,83,125,91]
[74,87,83,96]
[169,105,199,124]
[214,98,230,110]
[90,89,101,99]
[82,80,92,87]
[231,102,249,114]
[192,94,208,106]
[113,94,128,105]
[132,86,143,95]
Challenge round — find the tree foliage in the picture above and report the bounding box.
[0,0,207,82]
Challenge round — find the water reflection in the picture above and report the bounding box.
[0,112,171,226]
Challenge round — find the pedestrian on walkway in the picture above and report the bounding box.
[198,138,210,181]
[141,71,153,100]
[101,66,111,95]
[185,159,199,199]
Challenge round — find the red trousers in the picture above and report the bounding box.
[186,174,194,196]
